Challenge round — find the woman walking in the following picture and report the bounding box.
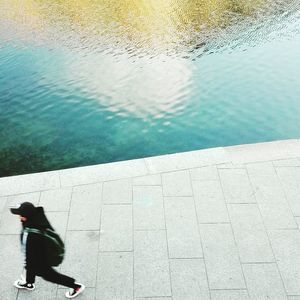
[11,202,85,299]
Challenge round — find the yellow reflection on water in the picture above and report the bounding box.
[1,0,268,49]
[1,0,43,30]
[0,0,271,118]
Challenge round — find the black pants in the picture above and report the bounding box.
[26,266,76,288]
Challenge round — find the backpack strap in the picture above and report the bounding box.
[24,228,43,235]
[42,229,63,247]
[24,228,62,247]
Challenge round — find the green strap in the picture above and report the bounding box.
[24,228,63,248]
[24,228,42,235]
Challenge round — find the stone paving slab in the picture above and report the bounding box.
[100,205,133,251]
[228,204,274,263]
[169,258,209,300]
[103,179,132,204]
[60,159,148,187]
[132,174,162,186]
[219,168,256,204]
[134,230,171,298]
[226,139,300,164]
[243,263,288,300]
[0,171,60,197]
[39,188,72,212]
[200,223,245,289]
[162,170,193,197]
[144,147,229,174]
[269,229,300,295]
[133,186,165,230]
[190,165,219,181]
[1,139,300,300]
[273,158,300,167]
[247,162,297,230]
[68,183,102,230]
[276,167,300,216]
[97,252,133,300]
[164,197,202,258]
[192,180,229,223]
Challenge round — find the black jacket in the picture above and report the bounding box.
[21,207,53,271]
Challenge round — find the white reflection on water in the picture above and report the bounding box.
[65,53,193,118]
[0,0,300,177]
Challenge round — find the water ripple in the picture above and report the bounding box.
[0,0,300,176]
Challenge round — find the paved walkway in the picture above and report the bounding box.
[1,139,300,300]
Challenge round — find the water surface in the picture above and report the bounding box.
[0,0,300,176]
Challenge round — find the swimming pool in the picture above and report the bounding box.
[0,0,300,176]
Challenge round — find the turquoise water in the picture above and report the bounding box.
[0,1,300,176]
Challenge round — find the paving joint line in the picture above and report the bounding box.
[131,177,135,300]
[245,164,288,298]
[241,261,277,265]
[56,184,74,299]
[189,169,212,300]
[102,203,132,206]
[272,160,298,222]
[216,167,249,295]
[161,172,173,299]
[94,182,104,299]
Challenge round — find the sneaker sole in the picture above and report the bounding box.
[65,284,85,299]
[13,281,35,291]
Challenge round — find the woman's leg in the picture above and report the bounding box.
[26,268,36,284]
[38,266,77,288]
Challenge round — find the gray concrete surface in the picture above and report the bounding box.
[1,139,300,299]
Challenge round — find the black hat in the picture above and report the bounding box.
[10,202,36,218]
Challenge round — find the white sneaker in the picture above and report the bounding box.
[13,279,35,291]
[65,283,85,299]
